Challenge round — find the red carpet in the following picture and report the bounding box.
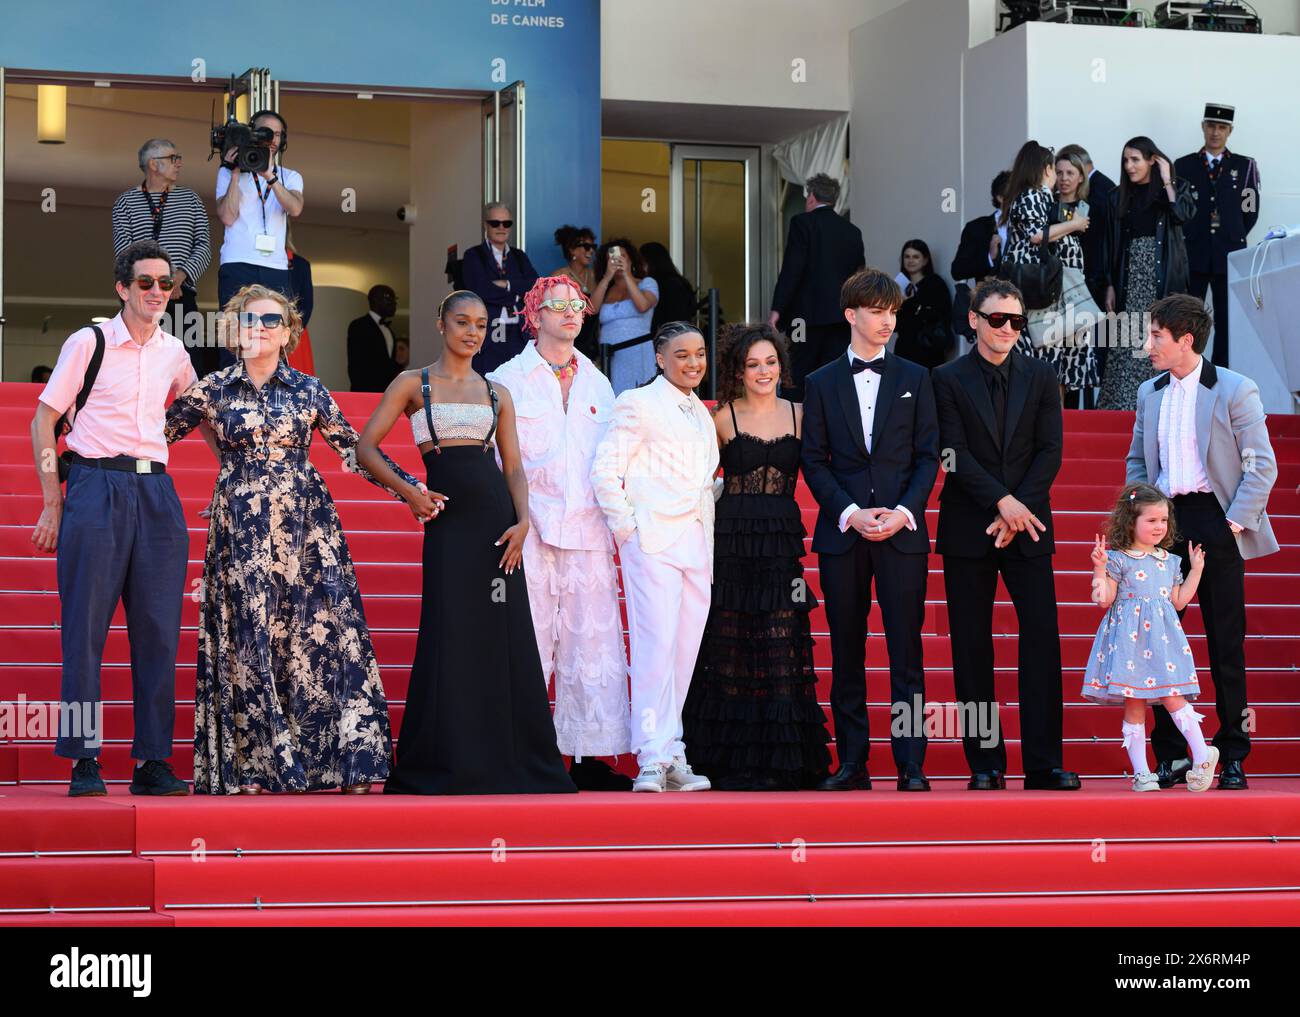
[1,383,1297,925]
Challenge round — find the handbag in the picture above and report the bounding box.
[1025,266,1103,349]
[999,200,1063,311]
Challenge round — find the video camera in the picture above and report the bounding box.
[209,78,276,174]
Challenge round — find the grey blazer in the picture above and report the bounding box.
[1126,359,1279,560]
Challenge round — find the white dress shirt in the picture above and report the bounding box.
[487,343,615,551]
[368,309,395,358]
[836,348,917,534]
[486,234,519,324]
[1156,357,1213,498]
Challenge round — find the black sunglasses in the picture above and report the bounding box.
[485,218,514,228]
[575,241,596,251]
[239,312,286,329]
[132,275,176,292]
[974,309,1028,331]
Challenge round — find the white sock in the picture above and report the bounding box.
[1122,721,1150,775]
[1172,705,1210,766]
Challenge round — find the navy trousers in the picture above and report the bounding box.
[217,261,294,368]
[55,465,189,760]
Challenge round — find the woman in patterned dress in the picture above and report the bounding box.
[164,285,435,794]
[1002,141,1099,402]
[1099,137,1197,410]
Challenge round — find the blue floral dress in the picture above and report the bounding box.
[1081,548,1200,704]
[164,360,420,793]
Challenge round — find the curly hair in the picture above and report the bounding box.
[521,275,591,337]
[714,322,791,404]
[218,285,304,357]
[1105,482,1178,551]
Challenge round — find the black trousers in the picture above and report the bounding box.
[1152,492,1250,763]
[1188,270,1230,367]
[165,288,218,378]
[944,549,1064,775]
[786,321,851,401]
[819,537,928,770]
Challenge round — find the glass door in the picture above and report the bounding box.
[669,145,760,326]
[482,81,525,244]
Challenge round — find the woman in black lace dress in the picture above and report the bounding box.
[682,324,831,790]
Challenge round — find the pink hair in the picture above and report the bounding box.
[522,275,590,336]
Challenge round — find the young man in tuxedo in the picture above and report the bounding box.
[768,174,866,400]
[801,268,939,791]
[1128,293,1277,789]
[932,278,1080,791]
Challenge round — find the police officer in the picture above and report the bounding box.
[1174,103,1260,368]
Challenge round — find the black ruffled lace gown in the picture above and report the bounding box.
[682,407,831,790]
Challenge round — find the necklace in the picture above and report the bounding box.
[547,353,578,380]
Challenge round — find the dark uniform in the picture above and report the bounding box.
[1174,104,1260,368]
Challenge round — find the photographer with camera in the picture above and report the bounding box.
[112,138,213,376]
[215,110,304,365]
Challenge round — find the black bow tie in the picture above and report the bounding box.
[850,357,885,376]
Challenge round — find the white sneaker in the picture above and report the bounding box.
[1131,772,1160,792]
[1186,747,1220,793]
[666,758,711,791]
[633,764,667,792]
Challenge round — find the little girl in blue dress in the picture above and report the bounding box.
[1082,483,1217,792]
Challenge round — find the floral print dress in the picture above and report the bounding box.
[165,360,420,793]
[1081,548,1200,705]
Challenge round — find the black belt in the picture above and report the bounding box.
[68,453,166,474]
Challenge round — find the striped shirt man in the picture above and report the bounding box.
[111,185,211,288]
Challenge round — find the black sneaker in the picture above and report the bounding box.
[69,757,106,797]
[129,759,189,796]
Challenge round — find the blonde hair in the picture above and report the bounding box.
[219,284,304,357]
[1055,149,1091,202]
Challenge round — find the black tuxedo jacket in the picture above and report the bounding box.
[1088,169,1116,209]
[932,348,1062,558]
[950,213,999,284]
[347,314,400,393]
[771,205,865,327]
[800,351,939,556]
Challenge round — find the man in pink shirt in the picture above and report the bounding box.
[488,277,632,789]
[30,240,197,797]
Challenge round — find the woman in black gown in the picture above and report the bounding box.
[356,290,575,795]
[682,323,830,790]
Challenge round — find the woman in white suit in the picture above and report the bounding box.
[591,321,720,792]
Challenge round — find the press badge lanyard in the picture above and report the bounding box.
[252,176,277,256]
[141,184,169,240]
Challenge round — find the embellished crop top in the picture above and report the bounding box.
[410,368,499,450]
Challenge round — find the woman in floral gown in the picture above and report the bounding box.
[164,285,435,794]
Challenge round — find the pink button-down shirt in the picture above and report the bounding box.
[488,343,615,552]
[39,313,197,464]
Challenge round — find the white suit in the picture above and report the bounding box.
[591,375,719,767]
[489,344,630,757]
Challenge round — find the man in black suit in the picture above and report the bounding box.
[801,268,940,792]
[1175,103,1261,368]
[347,284,401,392]
[932,278,1080,791]
[951,170,1010,346]
[769,174,865,399]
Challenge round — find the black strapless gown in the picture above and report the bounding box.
[682,430,830,790]
[385,445,576,795]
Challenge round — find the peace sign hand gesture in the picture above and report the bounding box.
[1091,533,1108,570]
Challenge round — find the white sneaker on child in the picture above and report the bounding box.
[1131,772,1160,792]
[1186,747,1220,793]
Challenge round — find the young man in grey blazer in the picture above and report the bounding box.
[1127,294,1278,790]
